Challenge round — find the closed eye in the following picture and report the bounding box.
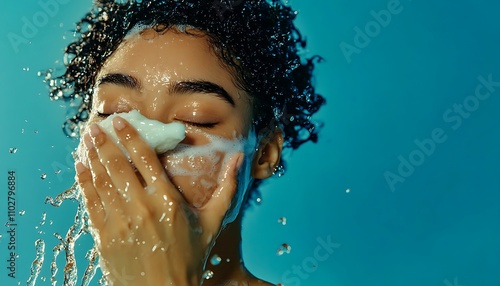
[184,121,217,129]
[97,112,111,118]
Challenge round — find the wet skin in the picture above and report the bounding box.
[75,28,280,285]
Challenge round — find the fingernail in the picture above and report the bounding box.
[89,124,101,137]
[75,162,87,174]
[112,116,126,131]
[83,134,94,149]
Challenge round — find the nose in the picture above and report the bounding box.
[123,91,174,124]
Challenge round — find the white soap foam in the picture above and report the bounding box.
[161,128,258,216]
[98,110,186,155]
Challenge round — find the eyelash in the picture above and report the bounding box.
[186,122,217,129]
[97,113,216,128]
[97,112,110,118]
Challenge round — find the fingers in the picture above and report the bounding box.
[111,116,183,202]
[199,152,244,235]
[84,132,123,213]
[75,161,105,230]
[87,124,144,205]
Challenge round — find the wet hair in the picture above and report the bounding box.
[47,0,325,197]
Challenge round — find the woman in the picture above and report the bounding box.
[49,0,324,284]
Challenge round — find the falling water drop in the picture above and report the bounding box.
[346,188,351,193]
[210,254,222,266]
[278,217,287,225]
[277,243,292,256]
[40,173,47,180]
[40,212,46,225]
[19,210,26,216]
[202,270,214,280]
[9,148,18,154]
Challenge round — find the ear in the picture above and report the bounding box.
[251,129,284,179]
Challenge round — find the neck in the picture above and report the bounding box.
[202,215,252,285]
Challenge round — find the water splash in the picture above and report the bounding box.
[278,217,287,225]
[40,212,47,225]
[28,183,92,286]
[45,183,79,207]
[81,247,100,286]
[26,239,45,286]
[277,243,292,256]
[50,242,64,285]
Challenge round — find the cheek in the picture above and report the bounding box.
[160,148,226,208]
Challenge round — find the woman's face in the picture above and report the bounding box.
[78,28,255,208]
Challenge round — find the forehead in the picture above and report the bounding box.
[98,28,238,92]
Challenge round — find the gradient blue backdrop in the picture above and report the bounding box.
[1,0,499,285]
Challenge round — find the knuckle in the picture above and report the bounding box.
[93,173,111,189]
[135,205,155,221]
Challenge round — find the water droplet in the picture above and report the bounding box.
[40,173,47,180]
[55,169,62,175]
[40,212,46,225]
[26,239,45,286]
[278,217,287,225]
[346,188,351,193]
[9,148,17,154]
[210,254,222,266]
[202,270,214,280]
[256,197,262,203]
[19,210,25,216]
[273,164,286,177]
[277,243,292,256]
[22,67,30,71]
[34,130,39,134]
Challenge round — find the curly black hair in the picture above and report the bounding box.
[47,0,325,196]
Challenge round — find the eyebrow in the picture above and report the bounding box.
[97,73,141,90]
[97,73,235,107]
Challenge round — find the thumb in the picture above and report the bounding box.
[199,152,244,237]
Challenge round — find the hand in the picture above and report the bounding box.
[75,116,243,285]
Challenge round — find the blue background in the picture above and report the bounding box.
[1,0,499,285]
